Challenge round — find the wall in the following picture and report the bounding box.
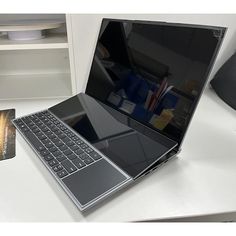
[69,14,236,92]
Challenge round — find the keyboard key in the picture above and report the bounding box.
[52,164,63,172]
[48,123,55,129]
[51,137,60,143]
[35,121,42,126]
[41,126,49,132]
[80,144,88,149]
[59,126,67,131]
[42,118,49,123]
[51,127,59,132]
[41,138,50,144]
[71,136,79,141]
[63,149,72,156]
[78,153,89,161]
[22,117,31,123]
[83,157,94,165]
[14,119,23,125]
[70,145,79,151]
[85,147,93,154]
[35,112,43,118]
[65,140,74,147]
[54,140,64,147]
[21,127,30,132]
[53,150,63,157]
[72,158,86,169]
[45,141,54,148]
[48,146,57,153]
[59,144,68,151]
[67,153,77,160]
[29,115,37,119]
[44,121,51,126]
[74,149,84,155]
[19,123,27,128]
[32,118,39,123]
[38,124,45,129]
[47,133,57,139]
[48,159,59,167]
[56,154,66,162]
[61,160,77,173]
[19,123,27,129]
[27,122,35,127]
[54,128,62,134]
[89,151,102,160]
[62,137,70,143]
[36,133,47,140]
[58,133,66,139]
[45,119,52,125]
[44,154,54,161]
[40,149,50,156]
[32,127,40,133]
[44,130,53,136]
[24,131,46,151]
[57,123,63,128]
[57,169,68,178]
[75,140,83,145]
[67,133,75,138]
[64,129,70,134]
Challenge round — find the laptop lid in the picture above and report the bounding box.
[86,18,226,149]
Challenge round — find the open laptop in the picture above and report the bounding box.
[12,19,226,211]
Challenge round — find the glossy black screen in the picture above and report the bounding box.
[49,94,177,177]
[86,19,225,144]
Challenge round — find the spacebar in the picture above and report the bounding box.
[24,131,45,151]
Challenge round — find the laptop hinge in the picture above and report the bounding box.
[135,148,180,179]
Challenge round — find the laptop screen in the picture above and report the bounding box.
[86,19,225,146]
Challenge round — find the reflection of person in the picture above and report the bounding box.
[97,42,110,59]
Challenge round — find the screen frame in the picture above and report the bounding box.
[85,18,226,150]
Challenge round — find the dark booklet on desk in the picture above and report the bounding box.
[0,109,15,161]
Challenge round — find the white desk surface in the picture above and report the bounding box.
[0,87,236,222]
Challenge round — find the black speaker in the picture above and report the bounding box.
[211,52,236,110]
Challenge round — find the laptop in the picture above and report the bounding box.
[12,19,226,211]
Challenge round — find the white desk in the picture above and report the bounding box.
[0,87,236,222]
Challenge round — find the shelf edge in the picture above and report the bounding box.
[0,43,69,50]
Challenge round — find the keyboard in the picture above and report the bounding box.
[13,110,102,179]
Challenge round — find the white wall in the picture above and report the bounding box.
[69,14,236,92]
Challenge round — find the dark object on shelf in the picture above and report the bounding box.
[211,53,236,110]
[0,109,15,161]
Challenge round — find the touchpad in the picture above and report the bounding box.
[62,159,128,206]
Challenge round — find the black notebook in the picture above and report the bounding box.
[0,109,15,161]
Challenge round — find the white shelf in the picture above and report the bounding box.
[0,73,72,100]
[0,33,68,50]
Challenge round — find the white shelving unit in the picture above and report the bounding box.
[0,14,76,100]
